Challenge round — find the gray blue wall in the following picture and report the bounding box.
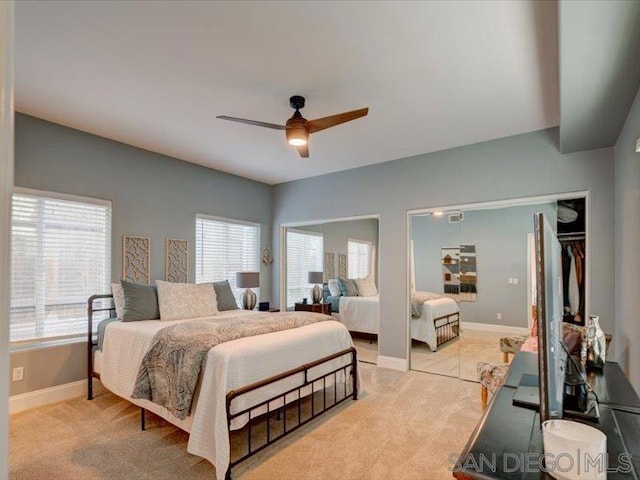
[614,85,640,393]
[11,113,272,396]
[272,128,615,362]
[412,202,557,329]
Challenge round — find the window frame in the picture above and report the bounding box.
[347,238,373,279]
[194,213,261,306]
[10,187,112,347]
[285,228,324,309]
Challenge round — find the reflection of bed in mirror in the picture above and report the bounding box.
[411,292,460,351]
[331,294,379,335]
[325,286,459,350]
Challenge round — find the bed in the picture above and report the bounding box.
[410,295,460,351]
[325,288,459,351]
[331,295,379,336]
[87,295,358,480]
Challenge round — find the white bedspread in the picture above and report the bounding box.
[335,295,379,334]
[99,310,356,480]
[411,297,459,351]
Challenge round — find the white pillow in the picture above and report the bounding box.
[327,279,342,297]
[156,280,218,321]
[111,283,124,319]
[355,276,378,297]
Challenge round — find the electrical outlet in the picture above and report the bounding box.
[12,366,24,382]
[497,313,502,320]
[508,278,513,284]
[513,278,519,285]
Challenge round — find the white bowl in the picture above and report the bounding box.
[542,419,607,480]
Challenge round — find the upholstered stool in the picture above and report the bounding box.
[499,335,528,363]
[477,362,509,409]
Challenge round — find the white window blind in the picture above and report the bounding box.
[286,230,323,309]
[348,240,372,279]
[10,191,112,342]
[195,215,260,306]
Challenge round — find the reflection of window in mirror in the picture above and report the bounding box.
[348,239,372,279]
[286,229,323,309]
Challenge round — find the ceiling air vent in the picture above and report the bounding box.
[449,212,464,223]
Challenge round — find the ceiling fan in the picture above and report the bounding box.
[216,96,368,158]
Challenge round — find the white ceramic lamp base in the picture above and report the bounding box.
[242,288,257,310]
[311,284,323,304]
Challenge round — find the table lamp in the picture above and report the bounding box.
[308,271,324,304]
[236,271,259,310]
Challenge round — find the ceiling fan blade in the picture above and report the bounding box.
[306,108,369,134]
[295,143,309,158]
[216,116,285,130]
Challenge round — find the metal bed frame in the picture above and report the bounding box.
[86,294,358,479]
[87,293,115,401]
[433,311,460,348]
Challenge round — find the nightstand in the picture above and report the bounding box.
[294,302,331,315]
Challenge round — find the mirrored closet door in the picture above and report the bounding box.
[409,212,461,378]
[282,217,380,364]
[408,195,587,382]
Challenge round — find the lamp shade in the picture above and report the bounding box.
[308,271,323,284]
[236,271,259,289]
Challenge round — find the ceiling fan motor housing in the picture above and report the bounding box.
[289,95,305,110]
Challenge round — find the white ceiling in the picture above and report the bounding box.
[15,0,559,185]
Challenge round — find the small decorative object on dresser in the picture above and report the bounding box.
[236,271,259,310]
[308,271,324,303]
[295,302,331,315]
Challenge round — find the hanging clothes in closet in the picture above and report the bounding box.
[561,238,585,324]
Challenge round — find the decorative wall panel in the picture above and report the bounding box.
[338,253,347,278]
[166,238,189,283]
[122,235,150,283]
[441,244,477,302]
[324,252,335,280]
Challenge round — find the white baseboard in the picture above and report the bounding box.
[9,379,86,414]
[377,355,409,372]
[461,321,529,335]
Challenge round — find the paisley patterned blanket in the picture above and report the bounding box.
[411,291,444,317]
[131,312,332,420]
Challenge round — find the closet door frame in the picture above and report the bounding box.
[405,191,589,370]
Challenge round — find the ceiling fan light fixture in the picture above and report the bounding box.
[286,123,308,147]
[288,137,307,146]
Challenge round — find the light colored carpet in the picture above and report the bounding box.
[410,328,513,380]
[9,363,482,480]
[352,337,378,364]
[458,329,509,381]
[411,338,460,377]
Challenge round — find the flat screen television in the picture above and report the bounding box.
[534,211,566,422]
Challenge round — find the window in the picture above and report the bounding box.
[286,230,323,309]
[348,239,372,279]
[10,190,112,343]
[195,215,260,306]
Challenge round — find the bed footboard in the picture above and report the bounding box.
[225,347,358,479]
[434,311,460,348]
[87,294,114,400]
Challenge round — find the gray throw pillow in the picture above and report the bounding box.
[337,278,359,297]
[213,280,239,311]
[120,280,160,321]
